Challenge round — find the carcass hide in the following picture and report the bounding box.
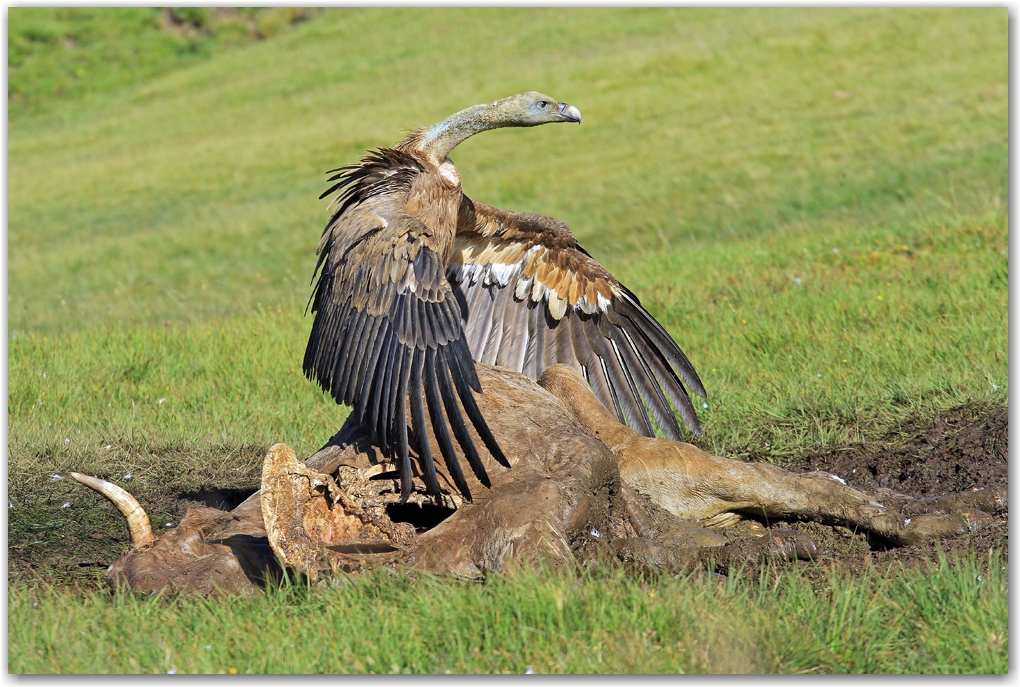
[74,365,1004,594]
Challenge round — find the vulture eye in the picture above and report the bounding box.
[538,101,548,108]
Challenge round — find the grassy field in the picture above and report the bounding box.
[8,556,1009,674]
[7,7,1008,674]
[8,7,319,120]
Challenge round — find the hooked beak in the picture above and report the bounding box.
[558,102,582,124]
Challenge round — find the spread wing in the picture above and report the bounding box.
[304,151,508,501]
[448,196,707,441]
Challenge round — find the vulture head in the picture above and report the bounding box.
[417,92,582,164]
[498,91,583,126]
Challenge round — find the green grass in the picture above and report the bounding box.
[8,7,318,121]
[8,197,1006,474]
[9,8,1006,334]
[8,7,1007,464]
[8,555,1007,674]
[7,7,1008,674]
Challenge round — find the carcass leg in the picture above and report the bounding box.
[539,364,999,547]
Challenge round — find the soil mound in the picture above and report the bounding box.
[796,405,1007,496]
[777,404,1008,574]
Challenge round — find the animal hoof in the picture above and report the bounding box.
[897,508,994,545]
[962,486,1006,516]
[900,485,1007,518]
[959,508,994,532]
[768,530,818,561]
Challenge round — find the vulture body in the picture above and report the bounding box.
[304,92,706,501]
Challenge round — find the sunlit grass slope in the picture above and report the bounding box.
[10,8,1005,331]
[8,7,319,121]
[9,8,1006,471]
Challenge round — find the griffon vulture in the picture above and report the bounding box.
[304,92,706,501]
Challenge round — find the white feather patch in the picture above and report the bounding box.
[489,263,518,287]
[515,276,533,301]
[596,293,612,312]
[454,263,484,285]
[547,292,567,320]
[530,276,546,302]
[575,296,598,315]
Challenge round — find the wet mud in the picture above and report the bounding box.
[774,404,1008,576]
[8,404,1007,589]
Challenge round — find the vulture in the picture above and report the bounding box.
[304,92,706,501]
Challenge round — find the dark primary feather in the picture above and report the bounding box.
[448,198,707,441]
[422,348,471,497]
[434,346,491,494]
[305,151,507,501]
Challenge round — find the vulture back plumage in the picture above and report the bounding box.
[304,92,705,502]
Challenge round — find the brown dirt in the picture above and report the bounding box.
[8,404,1007,589]
[7,446,264,592]
[795,405,1007,495]
[766,404,1008,577]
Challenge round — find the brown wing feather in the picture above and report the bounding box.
[305,154,508,501]
[448,196,706,440]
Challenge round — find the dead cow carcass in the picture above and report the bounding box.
[74,365,1004,594]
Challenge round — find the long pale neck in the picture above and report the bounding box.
[417,100,519,164]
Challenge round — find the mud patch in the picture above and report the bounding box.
[8,405,1007,588]
[8,445,264,591]
[768,404,1008,576]
[793,405,1007,496]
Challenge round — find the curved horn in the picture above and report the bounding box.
[70,472,154,548]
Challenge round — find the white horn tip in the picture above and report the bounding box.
[69,471,154,548]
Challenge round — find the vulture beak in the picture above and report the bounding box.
[558,103,582,124]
